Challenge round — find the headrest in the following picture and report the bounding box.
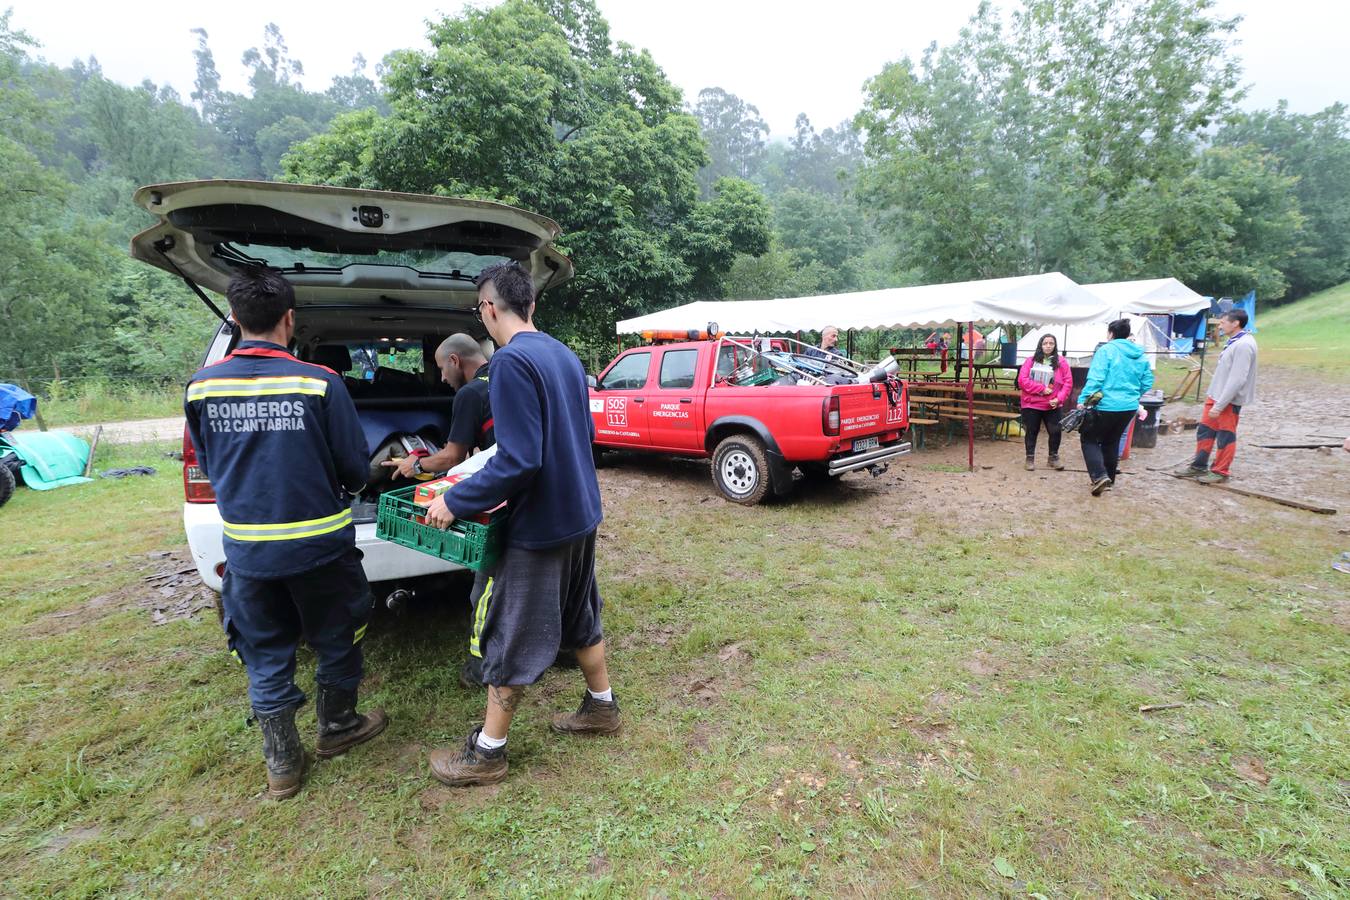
[312,344,352,373]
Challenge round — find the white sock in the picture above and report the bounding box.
[588,687,613,702]
[476,730,507,751]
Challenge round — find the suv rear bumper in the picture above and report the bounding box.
[183,502,464,591]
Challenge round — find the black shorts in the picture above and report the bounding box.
[470,531,604,686]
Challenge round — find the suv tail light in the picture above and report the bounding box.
[822,396,840,436]
[182,425,216,503]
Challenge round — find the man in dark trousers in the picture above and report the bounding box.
[1173,309,1258,484]
[381,331,496,688]
[422,262,618,786]
[184,269,387,800]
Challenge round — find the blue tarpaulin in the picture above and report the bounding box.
[0,383,37,432]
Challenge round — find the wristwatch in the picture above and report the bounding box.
[411,456,424,475]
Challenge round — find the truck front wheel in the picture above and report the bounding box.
[712,435,771,505]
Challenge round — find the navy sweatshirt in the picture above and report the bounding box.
[445,331,602,549]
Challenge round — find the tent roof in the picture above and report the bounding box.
[615,272,1113,334]
[1082,278,1209,317]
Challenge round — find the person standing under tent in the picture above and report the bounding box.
[1172,309,1257,484]
[1077,319,1153,496]
[1017,333,1072,471]
[805,326,850,362]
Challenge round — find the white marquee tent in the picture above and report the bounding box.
[1081,278,1209,318]
[615,272,1113,334]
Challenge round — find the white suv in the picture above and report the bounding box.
[130,180,573,592]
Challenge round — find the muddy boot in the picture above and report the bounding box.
[1090,476,1111,496]
[315,685,388,759]
[258,707,306,800]
[1048,454,1064,470]
[1024,457,1035,471]
[428,727,508,786]
[550,691,622,736]
[1171,463,1207,478]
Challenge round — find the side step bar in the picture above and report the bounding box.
[828,441,912,475]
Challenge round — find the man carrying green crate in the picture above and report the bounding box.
[421,262,619,786]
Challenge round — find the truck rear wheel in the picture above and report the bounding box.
[0,463,14,509]
[712,434,771,505]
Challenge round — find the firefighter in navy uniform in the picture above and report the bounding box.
[184,269,388,800]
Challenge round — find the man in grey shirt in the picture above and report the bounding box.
[1174,309,1257,483]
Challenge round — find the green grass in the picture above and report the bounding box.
[1257,281,1350,375]
[0,443,1346,897]
[27,380,183,428]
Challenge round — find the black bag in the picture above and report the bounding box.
[1061,392,1102,433]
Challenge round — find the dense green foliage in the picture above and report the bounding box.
[3,0,1349,394]
[853,0,1347,303]
[282,0,772,351]
[0,12,385,390]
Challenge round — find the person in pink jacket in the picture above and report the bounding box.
[1017,333,1072,470]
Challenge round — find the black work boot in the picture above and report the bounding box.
[315,685,388,759]
[428,727,508,786]
[258,706,306,800]
[550,691,622,736]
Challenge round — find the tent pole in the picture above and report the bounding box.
[955,323,963,384]
[1194,315,1208,401]
[967,321,975,472]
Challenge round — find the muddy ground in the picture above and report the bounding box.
[599,364,1349,568]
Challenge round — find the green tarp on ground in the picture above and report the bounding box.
[0,431,92,490]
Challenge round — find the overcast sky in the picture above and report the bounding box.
[12,0,1349,138]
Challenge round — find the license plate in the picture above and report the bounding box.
[853,436,879,452]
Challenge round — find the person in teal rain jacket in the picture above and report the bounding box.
[1077,319,1154,496]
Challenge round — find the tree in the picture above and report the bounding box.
[1217,102,1350,299]
[283,0,771,347]
[767,115,863,196]
[692,87,768,195]
[856,0,1246,286]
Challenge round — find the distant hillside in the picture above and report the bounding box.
[1255,281,1350,373]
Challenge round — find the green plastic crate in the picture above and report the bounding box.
[375,485,505,572]
[731,366,778,386]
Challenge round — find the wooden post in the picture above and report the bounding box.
[14,366,47,432]
[83,425,102,478]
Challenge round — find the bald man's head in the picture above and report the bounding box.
[436,333,487,389]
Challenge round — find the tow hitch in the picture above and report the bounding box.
[867,463,889,478]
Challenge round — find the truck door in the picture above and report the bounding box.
[590,349,653,447]
[646,346,705,452]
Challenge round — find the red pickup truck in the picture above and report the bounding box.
[589,338,911,504]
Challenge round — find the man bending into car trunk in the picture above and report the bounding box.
[184,269,387,800]
[422,261,619,786]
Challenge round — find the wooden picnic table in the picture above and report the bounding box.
[909,381,1021,399]
[915,363,1010,389]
